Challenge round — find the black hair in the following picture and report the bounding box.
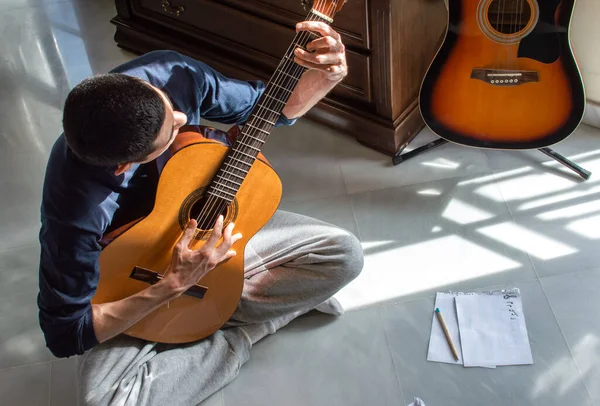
[62,73,166,167]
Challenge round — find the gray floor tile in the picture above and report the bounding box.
[223,307,403,406]
[0,246,54,369]
[49,357,78,406]
[201,390,224,406]
[484,124,600,179]
[501,215,600,278]
[262,120,349,202]
[541,269,600,403]
[348,174,537,306]
[339,126,491,195]
[0,0,133,155]
[479,136,600,277]
[0,362,50,406]
[279,194,360,237]
[0,150,47,250]
[380,280,593,406]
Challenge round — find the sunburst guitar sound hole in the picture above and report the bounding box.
[488,0,532,34]
[178,187,238,240]
[477,0,538,44]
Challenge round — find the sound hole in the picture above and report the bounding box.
[190,196,229,232]
[488,0,532,34]
[178,187,238,240]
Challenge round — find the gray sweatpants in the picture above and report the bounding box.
[77,210,364,406]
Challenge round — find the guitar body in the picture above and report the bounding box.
[92,133,282,343]
[419,0,586,149]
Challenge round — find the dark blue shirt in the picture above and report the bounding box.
[38,50,296,358]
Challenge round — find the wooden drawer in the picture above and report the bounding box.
[133,0,371,103]
[239,0,370,49]
[136,0,369,49]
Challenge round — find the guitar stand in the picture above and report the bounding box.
[392,138,592,181]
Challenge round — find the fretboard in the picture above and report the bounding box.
[207,10,331,203]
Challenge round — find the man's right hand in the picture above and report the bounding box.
[91,215,242,344]
[164,215,242,295]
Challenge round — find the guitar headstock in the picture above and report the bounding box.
[304,0,348,20]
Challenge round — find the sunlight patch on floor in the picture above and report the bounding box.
[458,167,532,186]
[442,198,495,225]
[519,185,600,211]
[418,188,442,196]
[477,174,577,202]
[336,236,521,310]
[567,214,600,239]
[421,157,460,169]
[477,222,577,260]
[536,199,600,221]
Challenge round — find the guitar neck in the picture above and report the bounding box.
[208,9,334,203]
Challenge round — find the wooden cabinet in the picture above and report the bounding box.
[112,0,447,155]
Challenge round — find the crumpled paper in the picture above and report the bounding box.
[408,397,427,406]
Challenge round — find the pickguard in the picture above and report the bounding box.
[517,0,562,64]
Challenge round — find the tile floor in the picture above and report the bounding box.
[1,0,600,405]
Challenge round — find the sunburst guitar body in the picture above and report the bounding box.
[91,0,349,344]
[419,0,586,149]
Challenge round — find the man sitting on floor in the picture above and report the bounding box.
[37,21,363,405]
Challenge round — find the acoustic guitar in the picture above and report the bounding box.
[91,0,348,343]
[419,0,586,150]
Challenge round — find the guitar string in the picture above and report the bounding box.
[196,0,337,233]
[194,0,337,236]
[495,0,501,69]
[518,0,526,70]
[511,0,517,70]
[197,0,339,232]
[510,0,516,70]
[191,11,322,233]
[192,0,337,238]
[192,6,325,233]
[501,0,507,69]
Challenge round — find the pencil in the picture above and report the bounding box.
[435,308,460,361]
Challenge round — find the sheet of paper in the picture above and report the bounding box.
[427,292,462,364]
[455,288,533,367]
[427,292,495,368]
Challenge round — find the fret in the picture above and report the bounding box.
[231,149,256,160]
[217,174,242,186]
[242,133,266,143]
[262,93,287,106]
[218,169,246,181]
[253,115,277,126]
[203,12,331,206]
[208,189,235,200]
[213,182,238,193]
[271,82,292,94]
[223,162,249,175]
[228,156,253,167]
[245,123,270,135]
[258,105,281,116]
[237,141,261,152]
[279,70,301,81]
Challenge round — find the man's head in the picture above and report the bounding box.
[62,73,187,175]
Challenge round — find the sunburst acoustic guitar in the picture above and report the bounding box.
[419,0,586,151]
[91,0,348,343]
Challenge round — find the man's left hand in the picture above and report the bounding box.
[293,21,348,82]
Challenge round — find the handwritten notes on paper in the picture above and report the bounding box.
[427,289,533,368]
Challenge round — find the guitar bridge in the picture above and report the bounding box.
[471,68,539,86]
[130,266,208,299]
